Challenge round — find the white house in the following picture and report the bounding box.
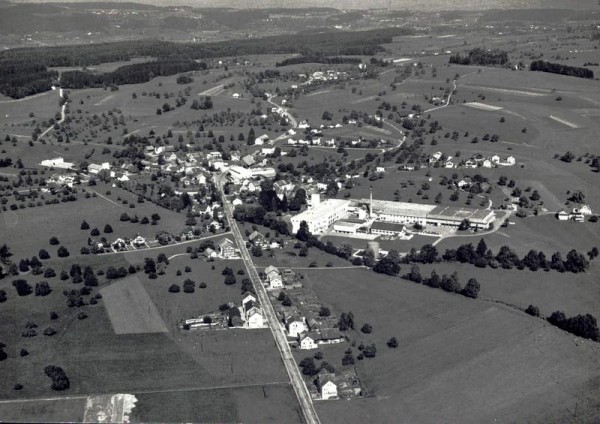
[269,273,283,289]
[232,93,240,99]
[505,156,516,165]
[299,334,317,350]
[242,293,256,309]
[482,159,493,168]
[287,138,297,145]
[262,147,276,156]
[491,155,500,164]
[232,198,243,207]
[318,374,338,400]
[557,211,570,221]
[88,162,110,174]
[247,308,264,328]
[376,167,386,173]
[287,317,307,338]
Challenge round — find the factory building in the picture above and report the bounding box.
[291,194,351,234]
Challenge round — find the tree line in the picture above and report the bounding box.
[0,60,57,98]
[275,55,362,67]
[60,60,207,89]
[530,60,594,79]
[403,239,591,274]
[449,48,509,66]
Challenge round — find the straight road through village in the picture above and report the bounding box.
[216,173,320,424]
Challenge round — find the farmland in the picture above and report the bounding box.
[303,268,600,423]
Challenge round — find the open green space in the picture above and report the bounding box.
[301,268,600,423]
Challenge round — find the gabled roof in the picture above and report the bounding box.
[217,238,235,249]
[248,231,265,241]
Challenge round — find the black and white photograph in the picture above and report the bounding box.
[0,0,600,422]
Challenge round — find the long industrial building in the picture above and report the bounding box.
[357,198,495,229]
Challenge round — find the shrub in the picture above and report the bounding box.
[57,246,70,258]
[44,327,57,336]
[525,305,540,317]
[80,220,90,230]
[387,337,398,348]
[361,323,373,334]
[168,284,180,293]
[12,279,32,296]
[199,282,207,289]
[77,312,88,320]
[49,237,59,245]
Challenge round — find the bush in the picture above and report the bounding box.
[199,282,207,289]
[81,220,90,230]
[361,323,373,334]
[44,268,56,278]
[77,312,88,320]
[387,337,398,348]
[12,279,32,296]
[20,348,29,357]
[168,284,180,293]
[0,290,7,303]
[49,237,59,245]
[14,384,23,390]
[57,246,70,258]
[44,327,57,336]
[525,305,540,317]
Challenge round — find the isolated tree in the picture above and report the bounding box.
[57,246,70,258]
[387,337,398,348]
[39,249,50,260]
[44,365,70,391]
[461,278,480,299]
[49,237,60,245]
[361,323,373,334]
[168,284,180,293]
[80,220,90,230]
[103,224,113,234]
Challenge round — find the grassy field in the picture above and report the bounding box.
[301,268,600,423]
[0,397,86,423]
[0,183,185,260]
[129,384,302,424]
[101,276,168,334]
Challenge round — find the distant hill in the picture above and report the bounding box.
[8,0,600,11]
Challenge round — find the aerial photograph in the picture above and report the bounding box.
[0,0,599,422]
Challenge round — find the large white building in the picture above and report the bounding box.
[291,195,350,234]
[40,157,75,170]
[358,198,495,229]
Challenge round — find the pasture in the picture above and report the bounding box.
[302,268,600,424]
[101,276,168,334]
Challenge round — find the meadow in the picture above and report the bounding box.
[302,268,600,424]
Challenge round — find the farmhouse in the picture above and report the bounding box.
[217,238,237,258]
[249,231,269,249]
[318,371,338,400]
[88,162,110,174]
[299,333,317,350]
[286,316,307,338]
[291,195,351,234]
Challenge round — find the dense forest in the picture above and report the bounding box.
[0,26,412,98]
[60,60,207,89]
[449,48,509,66]
[276,55,362,67]
[0,27,412,67]
[530,60,594,79]
[0,61,57,99]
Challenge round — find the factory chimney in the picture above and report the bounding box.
[369,186,373,218]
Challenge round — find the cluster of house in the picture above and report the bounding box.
[202,238,238,260]
[241,293,266,329]
[248,232,283,255]
[430,152,516,169]
[557,205,592,222]
[298,70,348,86]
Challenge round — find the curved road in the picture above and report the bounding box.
[216,173,320,424]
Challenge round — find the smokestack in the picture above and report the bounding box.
[370,186,373,218]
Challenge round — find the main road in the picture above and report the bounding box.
[216,173,321,424]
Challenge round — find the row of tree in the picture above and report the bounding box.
[60,60,207,89]
[404,239,591,273]
[403,266,480,298]
[530,60,594,79]
[449,48,509,66]
[275,55,362,67]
